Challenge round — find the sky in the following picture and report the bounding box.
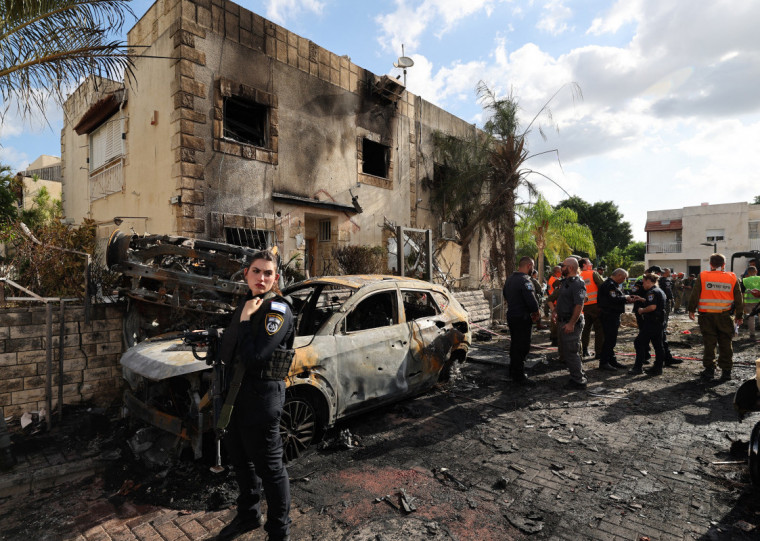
[2,0,760,242]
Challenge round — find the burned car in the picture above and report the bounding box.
[120,275,471,461]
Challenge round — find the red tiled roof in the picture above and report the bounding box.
[645,219,682,232]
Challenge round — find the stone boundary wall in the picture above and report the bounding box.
[0,304,124,418]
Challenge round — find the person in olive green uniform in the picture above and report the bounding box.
[742,266,760,339]
[688,253,743,381]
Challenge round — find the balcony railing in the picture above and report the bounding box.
[89,160,123,201]
[646,242,682,254]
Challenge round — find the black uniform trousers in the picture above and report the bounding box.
[599,312,621,365]
[507,316,533,380]
[225,378,291,539]
[634,320,666,370]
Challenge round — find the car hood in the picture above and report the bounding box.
[120,336,208,381]
[121,335,314,381]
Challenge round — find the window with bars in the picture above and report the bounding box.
[89,117,123,171]
[224,227,273,250]
[750,222,759,239]
[319,220,331,242]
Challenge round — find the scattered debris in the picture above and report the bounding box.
[506,511,544,534]
[493,476,510,490]
[509,464,526,474]
[433,467,468,491]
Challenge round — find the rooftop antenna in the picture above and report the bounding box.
[393,44,414,87]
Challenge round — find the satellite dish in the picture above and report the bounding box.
[394,56,414,69]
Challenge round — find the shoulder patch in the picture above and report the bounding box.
[269,301,288,314]
[265,313,285,335]
[525,282,534,291]
[647,294,654,301]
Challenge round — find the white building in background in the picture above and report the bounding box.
[645,201,760,276]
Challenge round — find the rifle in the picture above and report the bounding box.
[182,328,226,473]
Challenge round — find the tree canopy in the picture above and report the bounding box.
[515,195,595,283]
[555,196,632,260]
[0,0,134,119]
[427,82,581,283]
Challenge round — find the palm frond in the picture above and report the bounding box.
[0,0,134,118]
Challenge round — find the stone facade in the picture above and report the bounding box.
[0,304,124,418]
[61,0,484,286]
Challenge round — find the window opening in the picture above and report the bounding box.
[402,290,440,321]
[706,229,725,242]
[223,96,268,147]
[224,227,272,250]
[319,220,331,242]
[288,284,354,336]
[362,138,389,178]
[89,117,123,171]
[345,291,396,332]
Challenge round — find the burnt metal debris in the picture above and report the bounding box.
[107,229,258,316]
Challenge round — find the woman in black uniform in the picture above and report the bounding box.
[216,250,294,541]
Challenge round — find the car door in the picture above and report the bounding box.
[400,288,448,391]
[333,287,410,415]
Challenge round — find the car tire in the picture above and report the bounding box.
[280,395,317,462]
[750,420,760,486]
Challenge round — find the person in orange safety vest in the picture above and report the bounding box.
[688,253,743,381]
[579,258,604,358]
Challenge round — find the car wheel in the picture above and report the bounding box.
[750,420,760,486]
[280,395,316,462]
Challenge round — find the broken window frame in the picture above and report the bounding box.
[361,138,390,179]
[223,95,269,148]
[343,290,398,333]
[401,289,441,322]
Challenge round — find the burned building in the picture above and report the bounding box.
[61,0,485,284]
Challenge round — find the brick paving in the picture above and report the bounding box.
[1,317,760,540]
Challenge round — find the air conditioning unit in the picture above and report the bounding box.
[441,222,457,240]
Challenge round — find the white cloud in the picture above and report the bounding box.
[536,0,572,36]
[0,145,31,172]
[265,0,325,24]
[375,0,507,53]
[587,0,642,36]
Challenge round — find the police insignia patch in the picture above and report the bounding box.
[265,313,284,335]
[647,294,654,301]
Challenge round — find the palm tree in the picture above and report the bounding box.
[515,194,595,284]
[428,82,580,282]
[0,0,134,119]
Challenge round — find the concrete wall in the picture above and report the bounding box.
[646,202,760,274]
[0,304,124,418]
[60,0,487,288]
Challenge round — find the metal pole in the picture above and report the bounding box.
[45,302,53,431]
[58,301,65,423]
[396,225,404,277]
[426,229,433,283]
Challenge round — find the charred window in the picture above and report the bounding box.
[225,227,272,249]
[362,138,389,178]
[223,96,268,147]
[345,290,397,332]
[402,290,440,321]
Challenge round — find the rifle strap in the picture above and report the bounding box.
[216,291,276,431]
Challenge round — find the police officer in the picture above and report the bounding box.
[660,268,674,324]
[673,272,685,313]
[579,258,604,358]
[503,256,541,385]
[552,257,587,389]
[598,268,640,370]
[630,273,668,376]
[688,253,743,381]
[530,269,545,329]
[217,250,294,541]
